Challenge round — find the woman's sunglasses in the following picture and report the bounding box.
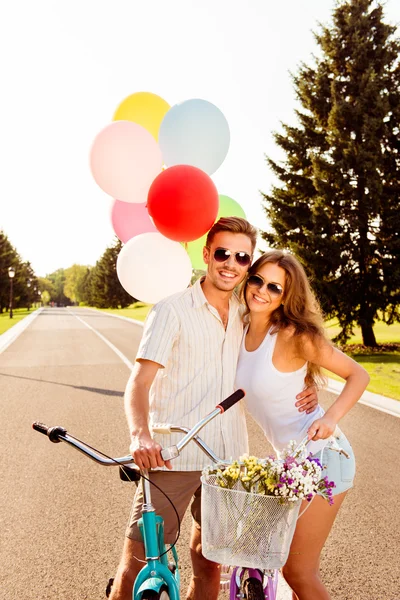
[247,274,284,298]
[212,247,252,267]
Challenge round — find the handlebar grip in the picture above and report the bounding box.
[152,424,172,434]
[32,422,49,435]
[216,389,245,413]
[32,422,67,443]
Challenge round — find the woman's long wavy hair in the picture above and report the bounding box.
[241,250,329,388]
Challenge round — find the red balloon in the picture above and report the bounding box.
[147,165,219,242]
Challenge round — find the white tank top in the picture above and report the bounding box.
[235,325,327,456]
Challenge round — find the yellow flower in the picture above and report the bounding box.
[266,477,276,491]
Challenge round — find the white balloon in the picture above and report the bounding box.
[159,99,230,175]
[117,232,193,304]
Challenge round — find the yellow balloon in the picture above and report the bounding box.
[113,92,170,141]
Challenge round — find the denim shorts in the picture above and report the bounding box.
[313,428,356,496]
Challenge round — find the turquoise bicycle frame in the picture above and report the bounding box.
[132,476,180,600]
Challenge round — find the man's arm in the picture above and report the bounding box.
[125,359,172,470]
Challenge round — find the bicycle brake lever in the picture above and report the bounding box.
[161,445,179,461]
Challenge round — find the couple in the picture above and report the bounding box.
[109,217,369,600]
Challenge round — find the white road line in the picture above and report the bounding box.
[68,308,135,371]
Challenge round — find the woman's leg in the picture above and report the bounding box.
[282,491,348,600]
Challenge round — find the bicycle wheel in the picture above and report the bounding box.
[141,587,170,599]
[243,576,265,600]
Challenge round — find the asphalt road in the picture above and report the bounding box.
[1,307,399,600]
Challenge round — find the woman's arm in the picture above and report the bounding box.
[301,335,370,440]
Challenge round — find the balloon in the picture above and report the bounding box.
[111,199,157,244]
[113,92,170,141]
[116,232,193,304]
[185,194,247,270]
[159,99,230,175]
[185,236,208,270]
[218,194,246,220]
[90,121,162,203]
[147,165,219,242]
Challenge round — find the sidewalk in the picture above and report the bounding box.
[326,377,400,417]
[0,308,43,355]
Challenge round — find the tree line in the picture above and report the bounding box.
[0,232,39,313]
[0,233,133,312]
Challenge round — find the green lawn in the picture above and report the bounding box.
[0,308,37,335]
[326,351,400,401]
[324,320,400,400]
[94,303,152,322]
[325,319,399,344]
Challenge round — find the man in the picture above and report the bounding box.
[109,217,318,600]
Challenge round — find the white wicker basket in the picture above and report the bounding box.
[201,474,301,570]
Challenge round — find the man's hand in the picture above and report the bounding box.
[295,384,319,414]
[130,433,173,470]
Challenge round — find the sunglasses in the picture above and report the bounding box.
[247,274,284,297]
[212,247,252,267]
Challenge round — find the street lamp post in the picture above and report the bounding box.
[27,279,31,311]
[8,267,15,318]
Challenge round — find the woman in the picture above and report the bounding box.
[235,250,369,600]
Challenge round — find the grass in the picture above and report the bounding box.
[324,320,400,400]
[93,303,151,322]
[0,308,37,335]
[325,318,400,344]
[326,351,400,401]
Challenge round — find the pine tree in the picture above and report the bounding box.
[262,0,400,346]
[89,239,134,308]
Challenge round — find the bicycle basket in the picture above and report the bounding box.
[201,474,301,570]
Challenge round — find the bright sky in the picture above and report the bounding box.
[1,0,399,277]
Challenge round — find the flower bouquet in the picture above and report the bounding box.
[200,441,335,570]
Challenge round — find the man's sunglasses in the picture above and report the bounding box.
[212,247,252,267]
[247,274,284,298]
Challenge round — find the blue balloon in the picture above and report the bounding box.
[159,99,230,175]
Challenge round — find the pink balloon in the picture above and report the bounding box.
[111,199,157,243]
[90,121,162,203]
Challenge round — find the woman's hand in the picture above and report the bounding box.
[307,415,337,440]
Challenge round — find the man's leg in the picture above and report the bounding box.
[186,520,220,600]
[110,471,202,599]
[109,537,145,600]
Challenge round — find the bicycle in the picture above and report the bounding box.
[32,389,245,600]
[33,392,349,600]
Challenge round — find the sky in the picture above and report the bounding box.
[1,0,400,277]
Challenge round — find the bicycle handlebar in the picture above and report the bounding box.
[32,389,246,468]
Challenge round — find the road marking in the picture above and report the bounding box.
[67,308,135,371]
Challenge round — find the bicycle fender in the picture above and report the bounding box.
[136,576,165,597]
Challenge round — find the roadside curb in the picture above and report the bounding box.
[0,308,44,355]
[326,378,400,418]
